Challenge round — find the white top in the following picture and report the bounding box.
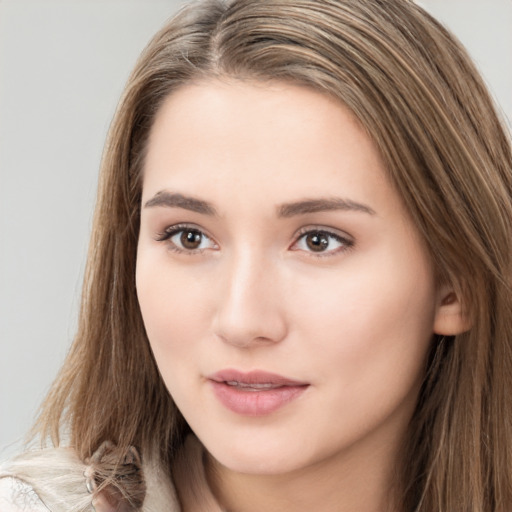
[0,437,223,512]
[0,477,49,512]
[0,445,180,512]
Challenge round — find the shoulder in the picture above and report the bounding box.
[0,447,93,512]
[0,446,180,512]
[0,476,49,512]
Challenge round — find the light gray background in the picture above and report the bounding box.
[1,1,511,458]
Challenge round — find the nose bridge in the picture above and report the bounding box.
[213,245,287,347]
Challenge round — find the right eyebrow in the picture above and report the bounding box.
[277,197,376,217]
[143,191,218,216]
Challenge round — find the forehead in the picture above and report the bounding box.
[141,79,394,215]
[146,79,367,160]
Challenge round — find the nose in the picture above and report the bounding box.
[212,249,288,348]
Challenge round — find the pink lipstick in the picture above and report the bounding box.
[208,369,309,416]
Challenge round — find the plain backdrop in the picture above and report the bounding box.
[1,0,511,458]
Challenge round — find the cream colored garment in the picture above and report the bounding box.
[0,476,49,512]
[0,436,223,512]
[0,446,178,511]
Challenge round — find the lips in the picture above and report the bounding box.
[207,369,309,416]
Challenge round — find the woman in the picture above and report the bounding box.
[2,0,511,510]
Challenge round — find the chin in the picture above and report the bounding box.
[200,427,316,475]
[215,450,303,475]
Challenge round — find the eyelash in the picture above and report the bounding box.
[292,226,354,257]
[155,224,217,255]
[155,224,354,257]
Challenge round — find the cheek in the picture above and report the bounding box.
[135,256,210,376]
[289,248,437,395]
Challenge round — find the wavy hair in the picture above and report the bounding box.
[33,1,512,510]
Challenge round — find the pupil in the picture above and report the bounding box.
[181,230,201,249]
[306,232,329,252]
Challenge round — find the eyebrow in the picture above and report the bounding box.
[277,198,376,217]
[144,191,375,218]
[144,191,217,215]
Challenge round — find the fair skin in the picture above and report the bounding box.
[136,79,465,512]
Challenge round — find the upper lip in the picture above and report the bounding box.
[207,369,308,387]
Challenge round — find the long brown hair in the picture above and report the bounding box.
[34,0,512,509]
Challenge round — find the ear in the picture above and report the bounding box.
[433,284,472,335]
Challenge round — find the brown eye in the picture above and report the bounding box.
[158,225,217,253]
[180,230,203,250]
[292,229,352,256]
[305,232,330,252]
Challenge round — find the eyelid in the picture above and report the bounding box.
[154,223,353,256]
[155,223,218,253]
[290,225,354,256]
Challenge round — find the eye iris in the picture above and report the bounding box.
[180,230,202,249]
[306,232,329,252]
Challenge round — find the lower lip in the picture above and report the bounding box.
[209,381,308,416]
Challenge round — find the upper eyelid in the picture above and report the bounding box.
[155,223,353,248]
[293,225,354,242]
[157,224,218,253]
[289,227,355,257]
[155,223,214,245]
[161,223,213,239]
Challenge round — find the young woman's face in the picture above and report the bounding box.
[136,80,445,476]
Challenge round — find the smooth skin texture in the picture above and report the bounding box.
[136,80,467,512]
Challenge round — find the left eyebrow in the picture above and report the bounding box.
[277,197,376,217]
[144,191,217,216]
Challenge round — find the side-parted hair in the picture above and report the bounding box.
[34,1,512,510]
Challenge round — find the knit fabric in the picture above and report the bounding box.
[0,436,221,512]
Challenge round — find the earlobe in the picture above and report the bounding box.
[433,287,472,335]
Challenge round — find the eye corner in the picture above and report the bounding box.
[155,223,219,254]
[290,226,354,257]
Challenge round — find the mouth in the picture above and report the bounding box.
[207,369,309,416]
[223,381,288,391]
